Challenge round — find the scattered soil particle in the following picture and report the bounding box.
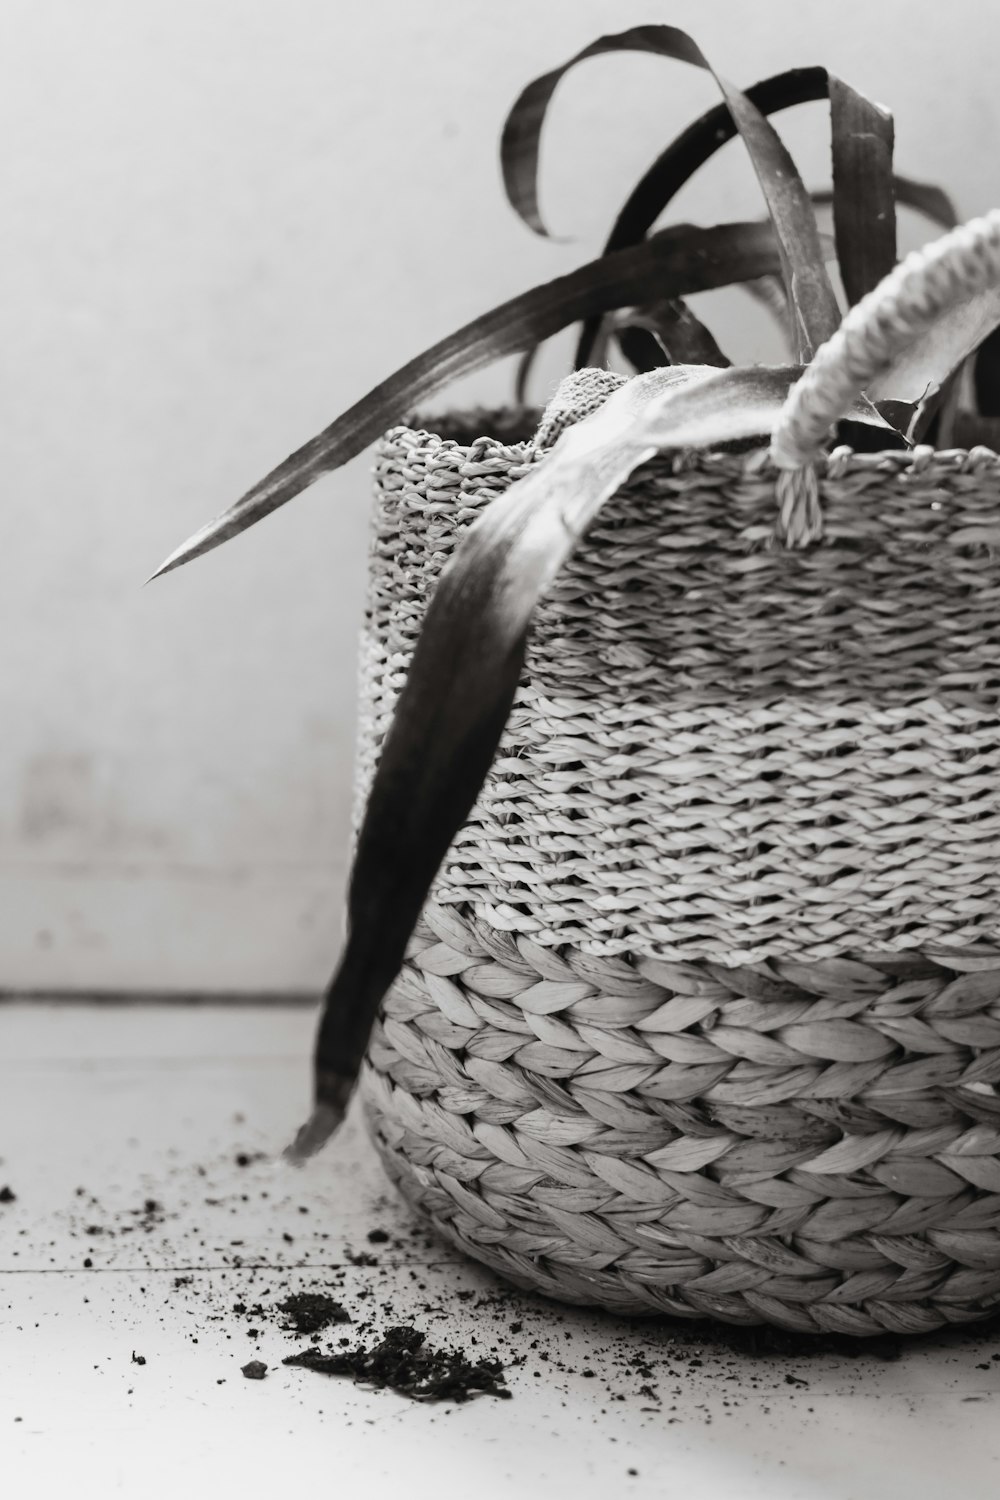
[278,1292,352,1336]
[0,1186,16,1203]
[283,1325,511,1403]
[367,1228,390,1244]
[234,1152,266,1168]
[345,1248,379,1267]
[241,1360,268,1380]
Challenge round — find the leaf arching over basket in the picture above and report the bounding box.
[150,220,788,579]
[286,364,898,1159]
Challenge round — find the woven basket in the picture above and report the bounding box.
[356,214,1000,1337]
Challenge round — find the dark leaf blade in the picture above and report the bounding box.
[891,176,958,231]
[573,68,828,367]
[290,363,896,1155]
[974,324,1000,416]
[500,24,708,238]
[616,298,730,369]
[596,70,829,257]
[500,28,839,360]
[742,274,793,350]
[828,77,895,305]
[513,346,539,405]
[616,324,669,373]
[868,285,1000,409]
[574,68,946,364]
[151,220,786,578]
[813,175,958,233]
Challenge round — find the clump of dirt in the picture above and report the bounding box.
[0,1186,16,1203]
[241,1359,267,1380]
[278,1292,351,1336]
[283,1325,511,1403]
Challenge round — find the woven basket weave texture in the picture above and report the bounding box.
[357,372,1000,966]
[354,372,1000,1334]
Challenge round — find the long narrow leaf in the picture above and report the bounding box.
[828,77,895,304]
[500,26,841,360]
[812,175,957,230]
[287,363,898,1157]
[566,66,946,364]
[151,221,786,578]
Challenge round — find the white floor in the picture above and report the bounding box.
[2,1002,999,1500]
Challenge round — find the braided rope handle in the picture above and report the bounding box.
[768,208,1000,545]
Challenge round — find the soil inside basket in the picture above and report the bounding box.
[407,406,541,447]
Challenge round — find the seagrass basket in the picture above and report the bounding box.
[356,214,1000,1337]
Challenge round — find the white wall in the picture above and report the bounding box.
[2,0,998,993]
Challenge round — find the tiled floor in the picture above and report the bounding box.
[2,1001,999,1499]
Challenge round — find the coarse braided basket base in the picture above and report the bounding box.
[354,378,1000,1336]
[360,903,1000,1337]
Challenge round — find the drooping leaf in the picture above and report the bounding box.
[500,26,841,361]
[151,220,787,578]
[287,362,898,1158]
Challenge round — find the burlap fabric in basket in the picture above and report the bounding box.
[355,214,1000,1337]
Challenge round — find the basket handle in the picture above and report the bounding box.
[768,208,1000,545]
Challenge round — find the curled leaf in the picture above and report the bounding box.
[289,363,897,1156]
[567,73,955,365]
[501,26,840,361]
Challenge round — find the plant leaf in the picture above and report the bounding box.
[866,286,1000,407]
[811,177,960,442]
[812,175,958,233]
[974,325,1000,417]
[500,27,840,361]
[827,76,895,305]
[151,220,787,578]
[513,346,539,406]
[568,68,946,365]
[615,299,730,370]
[289,362,897,1156]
